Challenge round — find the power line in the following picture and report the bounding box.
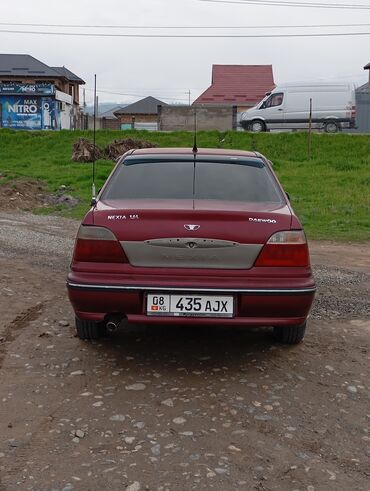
[1,28,370,38]
[85,87,189,103]
[201,0,370,9]
[1,21,370,29]
[90,85,203,92]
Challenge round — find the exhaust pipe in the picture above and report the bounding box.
[106,314,123,333]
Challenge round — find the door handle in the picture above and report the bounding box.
[278,108,283,111]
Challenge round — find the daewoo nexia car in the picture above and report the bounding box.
[67,148,315,344]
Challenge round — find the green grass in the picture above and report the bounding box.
[0,128,369,241]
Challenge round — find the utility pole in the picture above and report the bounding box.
[188,90,191,106]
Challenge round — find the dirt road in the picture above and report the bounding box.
[0,212,369,491]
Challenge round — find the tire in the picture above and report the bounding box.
[250,120,266,133]
[324,120,339,133]
[273,321,307,345]
[75,317,105,340]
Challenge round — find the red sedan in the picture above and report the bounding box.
[67,148,315,344]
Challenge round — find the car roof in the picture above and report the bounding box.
[131,147,258,158]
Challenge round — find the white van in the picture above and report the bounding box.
[240,82,356,133]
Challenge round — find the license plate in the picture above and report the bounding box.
[146,293,234,317]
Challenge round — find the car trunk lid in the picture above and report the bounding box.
[91,199,292,269]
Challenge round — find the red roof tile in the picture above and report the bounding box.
[193,64,275,106]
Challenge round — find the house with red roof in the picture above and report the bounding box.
[193,64,275,111]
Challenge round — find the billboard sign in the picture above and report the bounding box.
[0,83,55,96]
[0,96,56,130]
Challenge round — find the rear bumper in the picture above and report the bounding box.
[68,282,316,295]
[67,273,316,327]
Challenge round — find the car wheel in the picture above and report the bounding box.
[273,321,307,345]
[75,317,105,340]
[324,120,339,133]
[250,120,266,133]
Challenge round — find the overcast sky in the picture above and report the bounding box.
[1,0,369,105]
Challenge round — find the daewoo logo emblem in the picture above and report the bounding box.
[184,224,200,231]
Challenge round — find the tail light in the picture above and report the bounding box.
[351,105,356,119]
[73,225,128,263]
[255,230,310,267]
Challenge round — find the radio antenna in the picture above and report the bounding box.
[192,107,198,154]
[192,108,197,206]
[92,73,97,201]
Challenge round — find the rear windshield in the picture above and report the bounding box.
[101,160,283,203]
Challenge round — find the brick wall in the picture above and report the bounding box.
[102,118,121,130]
[116,114,157,125]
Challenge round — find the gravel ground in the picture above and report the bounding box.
[0,213,77,267]
[0,212,369,491]
[312,265,370,320]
